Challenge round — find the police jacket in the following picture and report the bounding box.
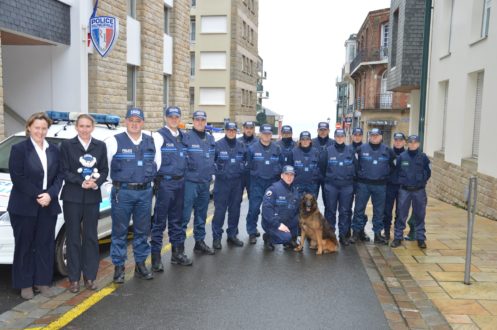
[289,145,321,185]
[278,138,296,164]
[157,127,186,178]
[247,141,283,180]
[214,136,246,180]
[311,136,334,151]
[388,147,405,185]
[262,180,299,231]
[110,132,157,184]
[237,135,258,174]
[320,142,356,186]
[356,142,395,184]
[397,149,431,189]
[183,128,216,183]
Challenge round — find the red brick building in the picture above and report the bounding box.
[350,8,410,146]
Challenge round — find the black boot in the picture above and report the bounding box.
[151,252,164,272]
[283,237,298,250]
[339,235,350,246]
[194,240,215,255]
[374,233,388,245]
[113,265,125,284]
[417,240,427,249]
[227,236,244,247]
[263,233,275,251]
[135,262,153,280]
[248,234,257,244]
[390,238,402,248]
[359,230,371,242]
[212,239,222,250]
[384,228,391,241]
[349,231,360,244]
[171,245,193,266]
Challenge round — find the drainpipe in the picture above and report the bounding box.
[419,0,433,151]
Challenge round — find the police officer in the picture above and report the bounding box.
[261,165,299,251]
[150,106,192,270]
[237,121,258,198]
[246,123,283,244]
[391,135,431,249]
[212,122,246,250]
[351,128,396,245]
[181,111,216,256]
[321,129,356,246]
[289,131,320,198]
[312,122,334,206]
[278,125,296,164]
[106,108,157,283]
[351,127,364,150]
[383,132,406,240]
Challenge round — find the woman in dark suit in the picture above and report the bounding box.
[8,112,63,300]
[60,114,108,293]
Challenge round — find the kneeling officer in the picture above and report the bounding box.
[261,165,299,251]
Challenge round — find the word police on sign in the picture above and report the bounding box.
[90,16,119,57]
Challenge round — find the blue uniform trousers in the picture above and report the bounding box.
[352,182,386,234]
[10,210,57,289]
[212,177,243,240]
[262,218,298,244]
[182,181,210,242]
[324,183,353,237]
[246,177,275,236]
[151,178,185,252]
[110,187,152,266]
[384,183,400,235]
[394,188,427,241]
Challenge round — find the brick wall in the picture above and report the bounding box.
[0,0,70,45]
[428,152,497,221]
[88,0,128,122]
[0,32,4,139]
[169,0,191,118]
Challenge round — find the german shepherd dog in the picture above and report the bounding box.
[294,193,338,255]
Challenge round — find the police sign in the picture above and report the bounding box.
[90,15,119,57]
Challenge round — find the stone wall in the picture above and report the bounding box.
[428,151,497,221]
[88,0,128,121]
[169,0,191,118]
[0,32,4,139]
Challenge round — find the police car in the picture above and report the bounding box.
[0,111,124,276]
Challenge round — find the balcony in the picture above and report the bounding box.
[375,92,393,109]
[350,46,388,75]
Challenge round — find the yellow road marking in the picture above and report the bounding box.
[42,215,214,329]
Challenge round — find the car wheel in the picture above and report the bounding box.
[55,228,68,276]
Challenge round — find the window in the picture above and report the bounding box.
[163,75,170,108]
[242,21,247,39]
[200,88,226,105]
[127,0,136,18]
[190,52,196,78]
[191,0,196,8]
[127,65,136,108]
[441,0,455,55]
[381,23,389,59]
[482,0,492,37]
[249,91,254,106]
[250,28,254,45]
[472,72,484,158]
[249,59,253,76]
[189,87,195,110]
[391,10,399,67]
[201,16,227,34]
[200,52,227,70]
[164,6,170,34]
[190,17,196,42]
[241,55,246,72]
[441,81,449,151]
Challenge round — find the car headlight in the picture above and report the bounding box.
[0,211,10,225]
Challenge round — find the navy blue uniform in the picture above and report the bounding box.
[237,135,258,198]
[311,136,334,206]
[321,142,356,237]
[151,127,187,252]
[212,137,246,240]
[277,139,296,165]
[383,147,405,237]
[289,145,321,198]
[352,143,395,235]
[245,141,283,236]
[110,132,156,266]
[261,180,299,244]
[394,150,431,241]
[181,129,216,242]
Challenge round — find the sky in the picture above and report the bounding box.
[258,0,390,135]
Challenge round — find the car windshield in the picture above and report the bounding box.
[0,136,63,173]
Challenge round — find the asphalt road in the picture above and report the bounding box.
[65,197,388,330]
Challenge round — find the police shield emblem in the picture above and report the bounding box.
[90,16,119,57]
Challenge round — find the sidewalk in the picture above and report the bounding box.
[386,197,497,329]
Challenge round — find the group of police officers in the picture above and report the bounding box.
[106,105,431,282]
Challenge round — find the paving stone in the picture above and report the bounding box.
[384,310,403,322]
[429,271,465,282]
[471,272,497,282]
[27,308,50,319]
[444,314,473,324]
[401,309,422,319]
[405,317,428,329]
[40,299,66,309]
[451,324,479,330]
[388,321,409,330]
[439,281,497,300]
[439,264,480,272]
[470,315,497,329]
[479,300,497,315]
[4,317,37,329]
[33,314,61,324]
[0,310,25,322]
[432,299,490,315]
[48,305,73,315]
[414,256,466,264]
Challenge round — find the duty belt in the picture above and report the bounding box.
[401,185,424,192]
[163,175,184,181]
[113,182,151,190]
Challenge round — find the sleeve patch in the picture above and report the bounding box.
[265,190,272,197]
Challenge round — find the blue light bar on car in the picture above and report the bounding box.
[89,113,120,127]
[46,111,70,122]
[45,111,120,127]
